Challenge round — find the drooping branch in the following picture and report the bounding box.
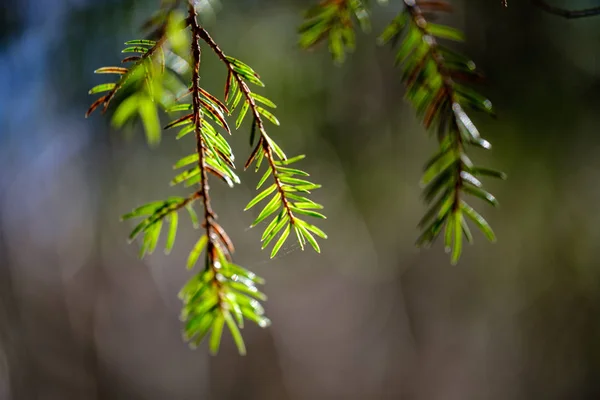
[121,193,201,257]
[298,0,371,63]
[122,3,273,355]
[85,37,167,117]
[189,8,215,231]
[195,26,327,257]
[188,2,228,313]
[86,0,178,120]
[196,28,296,224]
[531,0,600,19]
[167,3,271,355]
[372,0,504,263]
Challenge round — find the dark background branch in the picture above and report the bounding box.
[532,0,600,18]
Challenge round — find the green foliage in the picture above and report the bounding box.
[300,0,505,264]
[166,87,240,188]
[121,196,196,257]
[179,242,270,355]
[218,54,327,257]
[382,1,504,264]
[87,0,326,355]
[245,155,327,257]
[85,0,524,355]
[192,27,328,257]
[86,6,192,145]
[299,0,372,63]
[86,39,164,145]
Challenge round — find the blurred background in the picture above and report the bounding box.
[3,0,600,399]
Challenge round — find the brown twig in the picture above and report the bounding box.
[188,3,230,300]
[531,0,600,19]
[146,191,202,225]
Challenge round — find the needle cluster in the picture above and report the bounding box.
[300,0,505,263]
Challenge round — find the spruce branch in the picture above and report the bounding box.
[85,37,167,118]
[86,37,168,145]
[298,0,371,63]
[121,193,202,257]
[196,27,328,257]
[174,4,270,355]
[87,0,336,356]
[377,0,505,263]
[85,1,192,146]
[299,0,503,263]
[103,1,274,355]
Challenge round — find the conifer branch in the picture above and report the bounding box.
[300,0,504,263]
[197,27,328,257]
[85,38,166,117]
[186,5,234,353]
[86,0,337,356]
[189,10,214,229]
[169,4,271,355]
[376,0,505,263]
[84,0,600,358]
[85,0,188,147]
[102,2,275,355]
[85,0,178,118]
[121,193,201,257]
[298,0,371,63]
[85,37,169,147]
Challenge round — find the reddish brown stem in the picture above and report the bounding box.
[404,1,464,209]
[188,4,226,299]
[196,27,296,225]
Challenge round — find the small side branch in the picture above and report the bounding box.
[531,0,600,19]
[197,28,297,225]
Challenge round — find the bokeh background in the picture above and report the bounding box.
[2,0,600,399]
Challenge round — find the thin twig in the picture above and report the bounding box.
[532,0,600,19]
[145,191,202,226]
[188,3,226,300]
